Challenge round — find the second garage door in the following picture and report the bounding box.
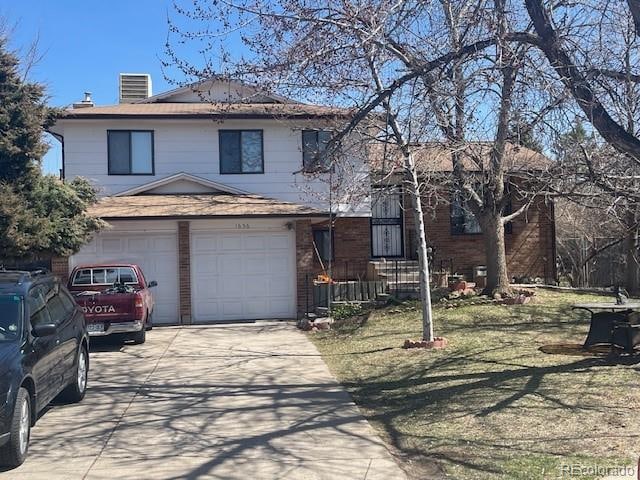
[191,230,296,322]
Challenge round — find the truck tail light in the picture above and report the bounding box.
[134,293,144,320]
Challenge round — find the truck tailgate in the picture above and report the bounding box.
[73,292,137,323]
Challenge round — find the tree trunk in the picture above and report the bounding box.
[407,164,434,342]
[481,214,511,296]
[623,225,640,295]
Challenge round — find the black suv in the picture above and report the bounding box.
[0,270,89,467]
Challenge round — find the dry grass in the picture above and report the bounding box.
[310,289,640,480]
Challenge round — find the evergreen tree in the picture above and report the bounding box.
[0,37,56,187]
[0,36,103,261]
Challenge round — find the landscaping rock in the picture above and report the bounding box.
[403,337,448,349]
[314,317,334,330]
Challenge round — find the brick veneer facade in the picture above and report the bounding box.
[178,221,192,324]
[295,217,372,316]
[51,256,70,282]
[403,193,556,281]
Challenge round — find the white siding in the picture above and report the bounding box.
[58,118,370,216]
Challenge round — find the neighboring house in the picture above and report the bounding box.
[371,143,556,283]
[49,75,555,325]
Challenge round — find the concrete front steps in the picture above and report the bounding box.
[370,259,421,298]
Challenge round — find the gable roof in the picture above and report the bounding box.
[89,194,325,220]
[137,77,297,104]
[61,102,353,120]
[370,142,551,173]
[114,173,248,197]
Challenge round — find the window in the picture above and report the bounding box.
[450,193,514,235]
[0,295,23,341]
[46,294,68,325]
[59,290,78,315]
[313,229,333,263]
[451,193,481,235]
[28,287,52,327]
[71,267,139,286]
[219,130,264,174]
[302,130,332,171]
[108,130,154,175]
[72,269,92,285]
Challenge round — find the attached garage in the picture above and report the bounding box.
[70,226,180,325]
[190,226,296,322]
[67,182,326,325]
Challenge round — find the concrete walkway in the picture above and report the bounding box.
[2,324,406,480]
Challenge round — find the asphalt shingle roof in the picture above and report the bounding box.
[89,194,326,219]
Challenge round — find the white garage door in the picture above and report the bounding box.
[191,230,296,322]
[70,233,179,325]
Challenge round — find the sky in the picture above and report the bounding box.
[1,0,206,175]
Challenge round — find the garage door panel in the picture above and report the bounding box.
[270,298,294,316]
[245,255,268,275]
[246,300,267,315]
[102,238,124,254]
[193,235,217,252]
[221,301,243,317]
[220,235,243,251]
[219,256,241,274]
[267,255,291,271]
[268,234,290,250]
[192,230,295,323]
[244,235,267,250]
[270,281,291,297]
[71,232,179,325]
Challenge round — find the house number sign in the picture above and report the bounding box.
[235,223,251,229]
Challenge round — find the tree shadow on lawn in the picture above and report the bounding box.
[341,349,639,478]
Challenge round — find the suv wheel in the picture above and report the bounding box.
[0,387,31,467]
[59,346,88,403]
[131,328,146,345]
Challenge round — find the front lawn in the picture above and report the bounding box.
[310,290,640,480]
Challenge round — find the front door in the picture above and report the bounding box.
[371,187,404,257]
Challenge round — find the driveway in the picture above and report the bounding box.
[2,323,407,480]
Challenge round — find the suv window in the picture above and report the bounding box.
[46,293,68,326]
[28,287,52,327]
[59,289,77,315]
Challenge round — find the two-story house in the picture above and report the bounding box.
[49,75,556,326]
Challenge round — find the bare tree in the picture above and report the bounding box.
[522,1,640,293]
[166,0,564,337]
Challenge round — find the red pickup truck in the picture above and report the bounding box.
[67,264,156,344]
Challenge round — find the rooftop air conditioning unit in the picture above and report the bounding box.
[119,73,152,103]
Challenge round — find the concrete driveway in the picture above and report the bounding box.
[2,323,406,480]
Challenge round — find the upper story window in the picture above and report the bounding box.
[302,130,332,171]
[219,130,264,174]
[107,130,154,175]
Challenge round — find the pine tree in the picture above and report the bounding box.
[0,37,56,187]
[0,36,103,261]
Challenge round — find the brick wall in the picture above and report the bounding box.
[332,218,372,280]
[51,256,70,283]
[295,219,315,316]
[295,217,371,316]
[404,192,556,281]
[178,221,192,324]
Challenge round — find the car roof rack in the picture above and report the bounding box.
[0,267,51,285]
